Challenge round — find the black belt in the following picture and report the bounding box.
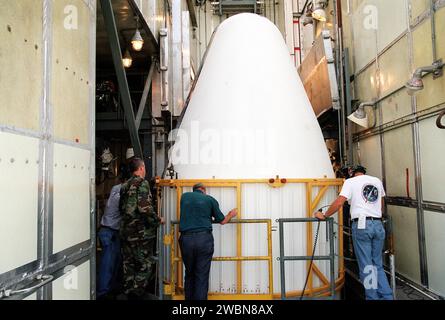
[352,217,382,222]
[101,225,119,232]
[180,230,211,235]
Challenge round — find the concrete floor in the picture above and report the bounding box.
[343,262,434,300]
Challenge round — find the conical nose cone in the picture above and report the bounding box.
[170,13,334,179]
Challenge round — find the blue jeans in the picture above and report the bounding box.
[352,220,394,300]
[179,231,214,300]
[97,227,121,297]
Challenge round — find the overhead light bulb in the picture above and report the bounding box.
[348,109,369,128]
[312,0,328,22]
[303,14,314,26]
[312,7,327,22]
[404,60,444,95]
[122,49,132,68]
[405,76,424,96]
[348,102,375,129]
[131,29,144,51]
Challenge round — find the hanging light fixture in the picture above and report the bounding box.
[405,60,444,95]
[303,12,314,26]
[131,16,144,51]
[312,0,328,22]
[122,49,132,68]
[347,101,376,129]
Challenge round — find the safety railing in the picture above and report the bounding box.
[156,178,345,299]
[165,219,274,300]
[277,217,336,300]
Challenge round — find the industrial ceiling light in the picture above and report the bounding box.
[348,101,375,129]
[122,49,132,68]
[131,16,144,51]
[312,0,328,22]
[405,59,444,95]
[303,12,314,26]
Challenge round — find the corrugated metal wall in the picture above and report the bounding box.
[341,0,445,297]
[161,183,341,296]
[0,0,96,300]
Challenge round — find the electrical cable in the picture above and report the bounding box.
[300,205,331,300]
[300,220,321,300]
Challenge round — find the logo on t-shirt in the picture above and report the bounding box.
[362,184,379,203]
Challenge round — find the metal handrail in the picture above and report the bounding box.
[167,219,274,298]
[277,217,336,300]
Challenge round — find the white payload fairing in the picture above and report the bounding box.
[161,13,343,298]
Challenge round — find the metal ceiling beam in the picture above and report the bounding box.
[186,0,198,28]
[136,58,156,130]
[100,0,143,158]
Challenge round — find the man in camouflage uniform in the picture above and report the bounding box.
[119,157,161,299]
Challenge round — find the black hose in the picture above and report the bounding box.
[436,109,445,129]
[300,220,321,300]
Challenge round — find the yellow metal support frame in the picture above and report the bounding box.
[157,178,344,300]
[168,219,274,300]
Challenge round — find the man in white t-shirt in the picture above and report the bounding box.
[314,165,393,300]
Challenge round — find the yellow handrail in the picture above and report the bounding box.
[167,219,274,299]
[158,178,344,300]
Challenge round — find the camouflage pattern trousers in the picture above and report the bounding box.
[121,239,156,297]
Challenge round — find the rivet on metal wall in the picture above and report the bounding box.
[7,25,11,32]
[24,39,28,43]
[25,159,29,164]
[34,44,38,50]
[10,158,15,163]
[65,164,67,168]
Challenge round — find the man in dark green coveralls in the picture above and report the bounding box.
[179,183,237,300]
[119,157,162,299]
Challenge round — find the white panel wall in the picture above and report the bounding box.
[350,0,408,72]
[0,132,39,274]
[53,144,91,253]
[375,0,408,52]
[24,293,37,300]
[424,210,445,297]
[383,126,416,199]
[351,1,378,71]
[387,205,421,283]
[354,136,383,180]
[52,261,90,300]
[419,117,445,204]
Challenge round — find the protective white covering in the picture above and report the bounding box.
[170,13,334,179]
[163,13,340,296]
